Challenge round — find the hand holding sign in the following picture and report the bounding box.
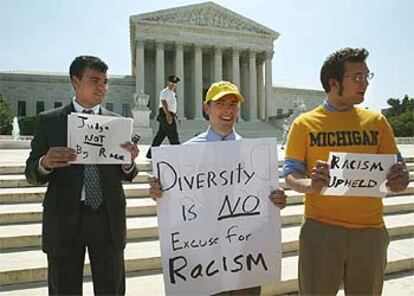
[310,160,330,193]
[120,135,140,170]
[41,147,76,169]
[149,176,163,200]
[268,189,287,209]
[386,162,409,193]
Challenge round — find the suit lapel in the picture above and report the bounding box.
[51,103,75,146]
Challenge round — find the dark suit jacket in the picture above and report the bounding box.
[25,102,138,254]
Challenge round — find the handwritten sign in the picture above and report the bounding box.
[152,138,282,295]
[321,152,396,197]
[67,113,133,164]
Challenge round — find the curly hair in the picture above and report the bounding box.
[320,48,369,93]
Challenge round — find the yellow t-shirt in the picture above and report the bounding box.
[285,105,398,228]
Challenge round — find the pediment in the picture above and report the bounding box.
[131,1,278,37]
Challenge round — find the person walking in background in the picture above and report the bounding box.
[25,55,139,295]
[280,119,290,149]
[283,48,409,295]
[146,75,181,159]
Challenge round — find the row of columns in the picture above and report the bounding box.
[135,40,273,121]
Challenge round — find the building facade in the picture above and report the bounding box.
[0,2,324,121]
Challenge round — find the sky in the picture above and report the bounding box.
[1,0,413,111]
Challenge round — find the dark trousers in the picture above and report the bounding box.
[146,111,180,158]
[47,204,125,295]
[214,286,261,295]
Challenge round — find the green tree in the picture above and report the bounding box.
[401,95,414,113]
[385,95,414,137]
[0,94,13,135]
[18,116,37,136]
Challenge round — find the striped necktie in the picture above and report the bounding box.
[82,109,103,209]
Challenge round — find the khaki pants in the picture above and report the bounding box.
[299,219,389,296]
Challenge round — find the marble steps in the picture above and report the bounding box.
[0,182,413,226]
[0,183,150,204]
[170,119,282,143]
[0,233,412,289]
[1,214,413,287]
[1,170,413,190]
[0,191,414,232]
[1,156,413,293]
[0,171,153,188]
[1,269,413,296]
[1,175,413,204]
[0,161,153,176]
[0,198,156,225]
[1,157,413,176]
[1,197,413,250]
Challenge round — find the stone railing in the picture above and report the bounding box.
[395,137,414,144]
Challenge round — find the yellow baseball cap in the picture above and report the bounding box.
[204,81,244,103]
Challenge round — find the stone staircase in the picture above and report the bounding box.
[0,157,413,295]
[148,119,282,144]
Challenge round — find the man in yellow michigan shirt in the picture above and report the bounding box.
[283,48,409,295]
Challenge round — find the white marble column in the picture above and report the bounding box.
[155,42,165,110]
[265,51,273,121]
[232,48,240,88]
[249,50,258,120]
[135,40,145,95]
[175,43,185,119]
[240,56,249,120]
[214,46,222,82]
[194,44,203,119]
[257,58,265,120]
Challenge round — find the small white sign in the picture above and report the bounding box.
[153,138,282,295]
[67,113,133,164]
[321,152,396,197]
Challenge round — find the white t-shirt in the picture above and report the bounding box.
[158,87,177,114]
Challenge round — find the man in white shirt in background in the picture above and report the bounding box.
[146,75,181,159]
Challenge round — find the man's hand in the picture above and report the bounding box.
[269,188,287,209]
[166,114,173,124]
[386,162,409,193]
[121,141,139,170]
[41,147,76,170]
[309,160,330,193]
[149,176,163,201]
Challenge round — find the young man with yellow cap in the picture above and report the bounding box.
[150,80,286,295]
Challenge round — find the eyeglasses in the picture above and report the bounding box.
[343,72,374,83]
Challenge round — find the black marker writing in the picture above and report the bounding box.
[217,194,260,221]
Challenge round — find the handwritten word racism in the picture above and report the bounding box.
[156,161,255,192]
[168,225,267,284]
[328,154,384,188]
[169,252,268,284]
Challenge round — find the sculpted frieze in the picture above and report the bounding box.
[143,9,269,35]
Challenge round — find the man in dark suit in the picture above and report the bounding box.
[25,55,139,295]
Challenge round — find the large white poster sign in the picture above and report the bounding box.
[152,138,282,295]
[67,113,133,164]
[321,152,396,197]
